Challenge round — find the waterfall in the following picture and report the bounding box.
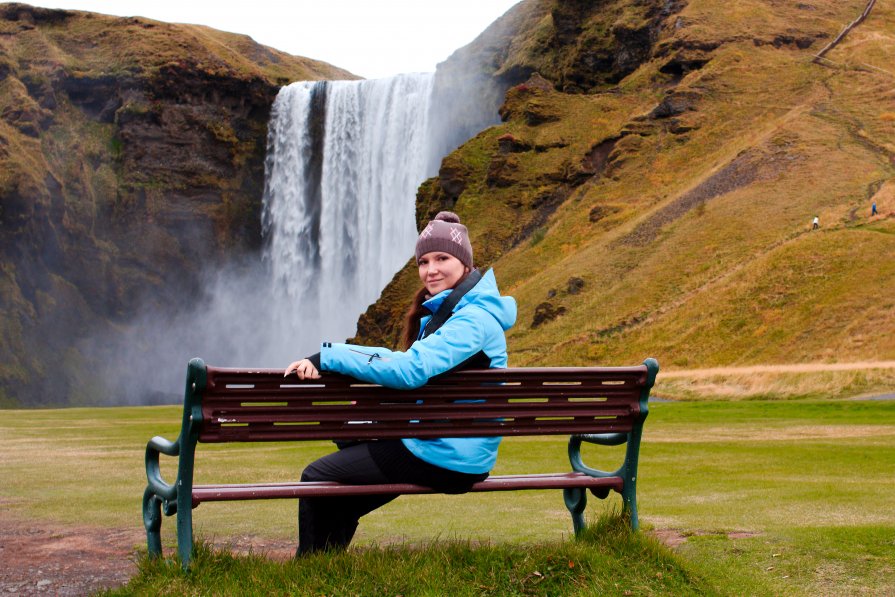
[262,74,435,350]
[82,68,506,404]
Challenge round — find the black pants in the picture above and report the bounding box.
[297,440,487,554]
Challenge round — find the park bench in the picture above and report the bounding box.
[143,357,659,567]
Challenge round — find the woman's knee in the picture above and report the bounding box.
[301,459,331,483]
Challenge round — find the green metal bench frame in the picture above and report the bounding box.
[143,357,659,568]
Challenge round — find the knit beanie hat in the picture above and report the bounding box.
[415,211,473,269]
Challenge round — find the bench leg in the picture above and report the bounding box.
[142,488,163,559]
[563,487,587,535]
[176,498,194,569]
[622,486,639,531]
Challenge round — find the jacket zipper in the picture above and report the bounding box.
[347,347,387,364]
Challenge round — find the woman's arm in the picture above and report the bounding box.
[319,308,493,389]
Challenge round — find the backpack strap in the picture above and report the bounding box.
[420,269,483,340]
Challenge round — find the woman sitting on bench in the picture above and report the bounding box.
[285,211,517,555]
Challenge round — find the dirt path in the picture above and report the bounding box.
[659,360,895,378]
[0,515,142,596]
[0,513,301,595]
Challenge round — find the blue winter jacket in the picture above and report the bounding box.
[318,268,517,474]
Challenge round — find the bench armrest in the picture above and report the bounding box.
[577,433,628,446]
[145,435,180,504]
[567,434,626,478]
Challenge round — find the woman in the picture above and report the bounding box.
[285,211,516,554]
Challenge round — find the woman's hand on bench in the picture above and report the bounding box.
[285,359,321,379]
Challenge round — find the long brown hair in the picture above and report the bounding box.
[400,270,472,350]
[400,286,431,350]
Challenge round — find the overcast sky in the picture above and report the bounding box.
[23,0,523,79]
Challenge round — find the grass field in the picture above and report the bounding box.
[2,389,894,594]
[115,517,712,596]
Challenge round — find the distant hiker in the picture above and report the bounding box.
[284,211,517,556]
[812,215,819,230]
[872,202,878,216]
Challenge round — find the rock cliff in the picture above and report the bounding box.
[0,4,355,405]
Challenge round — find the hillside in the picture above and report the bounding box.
[0,3,355,406]
[354,0,895,380]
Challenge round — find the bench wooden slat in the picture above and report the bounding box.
[206,366,647,382]
[201,420,637,443]
[203,383,644,396]
[202,406,637,424]
[204,394,641,406]
[195,472,614,489]
[204,395,640,409]
[191,473,624,504]
[203,418,635,432]
[201,407,639,427]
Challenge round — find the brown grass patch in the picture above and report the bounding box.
[651,528,761,548]
[647,424,895,443]
[661,361,895,378]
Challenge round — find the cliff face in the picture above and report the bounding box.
[354,0,895,383]
[0,4,355,406]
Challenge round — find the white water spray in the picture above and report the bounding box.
[263,74,435,350]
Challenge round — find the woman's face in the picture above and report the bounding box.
[418,251,469,295]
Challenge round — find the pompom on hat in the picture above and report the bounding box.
[415,211,473,269]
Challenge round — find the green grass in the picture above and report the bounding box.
[3,395,895,594]
[111,514,709,596]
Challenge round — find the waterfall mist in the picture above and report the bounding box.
[75,68,503,405]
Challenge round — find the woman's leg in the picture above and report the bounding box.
[367,440,488,493]
[298,442,396,554]
[297,440,489,555]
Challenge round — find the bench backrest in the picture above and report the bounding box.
[183,359,659,443]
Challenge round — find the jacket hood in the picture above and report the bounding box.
[423,268,516,331]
